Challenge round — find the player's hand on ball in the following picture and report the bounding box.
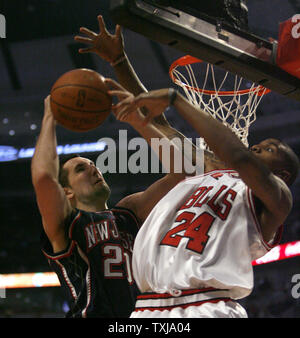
[74,15,124,64]
[113,89,171,126]
[105,78,146,128]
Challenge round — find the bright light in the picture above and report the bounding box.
[252,240,300,265]
[0,141,107,162]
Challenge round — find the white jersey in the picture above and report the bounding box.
[132,169,282,302]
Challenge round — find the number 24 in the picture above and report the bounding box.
[160,211,215,254]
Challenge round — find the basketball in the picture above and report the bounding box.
[50,68,112,132]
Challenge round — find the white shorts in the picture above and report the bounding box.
[130,288,248,318]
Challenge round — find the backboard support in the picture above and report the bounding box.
[110,0,300,102]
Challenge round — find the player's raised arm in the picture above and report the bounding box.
[74,14,171,128]
[105,80,197,223]
[172,92,293,234]
[31,96,72,252]
[112,88,294,240]
[107,78,201,174]
[75,15,221,173]
[74,14,146,96]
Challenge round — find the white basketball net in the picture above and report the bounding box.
[170,57,270,150]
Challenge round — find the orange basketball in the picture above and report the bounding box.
[50,68,112,132]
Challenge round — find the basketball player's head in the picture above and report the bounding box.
[59,154,111,207]
[250,138,300,186]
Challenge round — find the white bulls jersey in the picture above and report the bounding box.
[132,169,282,302]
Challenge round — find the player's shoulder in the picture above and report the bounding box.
[116,192,143,207]
[112,200,141,228]
[116,192,142,217]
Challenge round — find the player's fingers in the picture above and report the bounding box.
[44,95,52,115]
[74,36,93,44]
[112,99,134,115]
[112,96,142,115]
[79,27,97,38]
[114,96,136,112]
[132,96,149,109]
[119,113,131,122]
[111,105,128,120]
[108,90,131,99]
[97,15,108,33]
[131,96,156,125]
[105,78,122,89]
[115,109,128,121]
[115,24,122,38]
[44,95,50,105]
[104,78,127,92]
[78,47,93,54]
[116,106,136,121]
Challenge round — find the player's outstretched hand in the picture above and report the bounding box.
[105,78,146,129]
[111,88,171,126]
[74,15,124,64]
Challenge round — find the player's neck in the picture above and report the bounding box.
[75,200,108,212]
[204,151,228,173]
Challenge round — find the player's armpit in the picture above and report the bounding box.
[252,175,292,243]
[42,218,69,253]
[232,151,293,242]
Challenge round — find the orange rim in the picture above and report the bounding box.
[169,55,271,97]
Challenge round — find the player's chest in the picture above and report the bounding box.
[75,214,135,253]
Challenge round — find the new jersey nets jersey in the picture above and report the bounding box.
[132,170,282,300]
[41,206,140,317]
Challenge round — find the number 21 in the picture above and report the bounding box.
[103,244,133,284]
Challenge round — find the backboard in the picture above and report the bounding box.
[109,0,300,102]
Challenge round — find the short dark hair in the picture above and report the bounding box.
[58,154,81,187]
[279,142,300,186]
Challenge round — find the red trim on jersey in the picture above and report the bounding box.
[54,259,78,301]
[42,240,76,260]
[271,224,284,247]
[205,168,236,175]
[76,246,92,318]
[137,287,221,300]
[183,169,239,184]
[68,211,82,238]
[134,298,232,312]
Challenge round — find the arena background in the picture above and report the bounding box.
[0,0,299,318]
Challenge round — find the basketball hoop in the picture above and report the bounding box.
[169,55,271,149]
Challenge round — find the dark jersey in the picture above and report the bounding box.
[41,206,140,317]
